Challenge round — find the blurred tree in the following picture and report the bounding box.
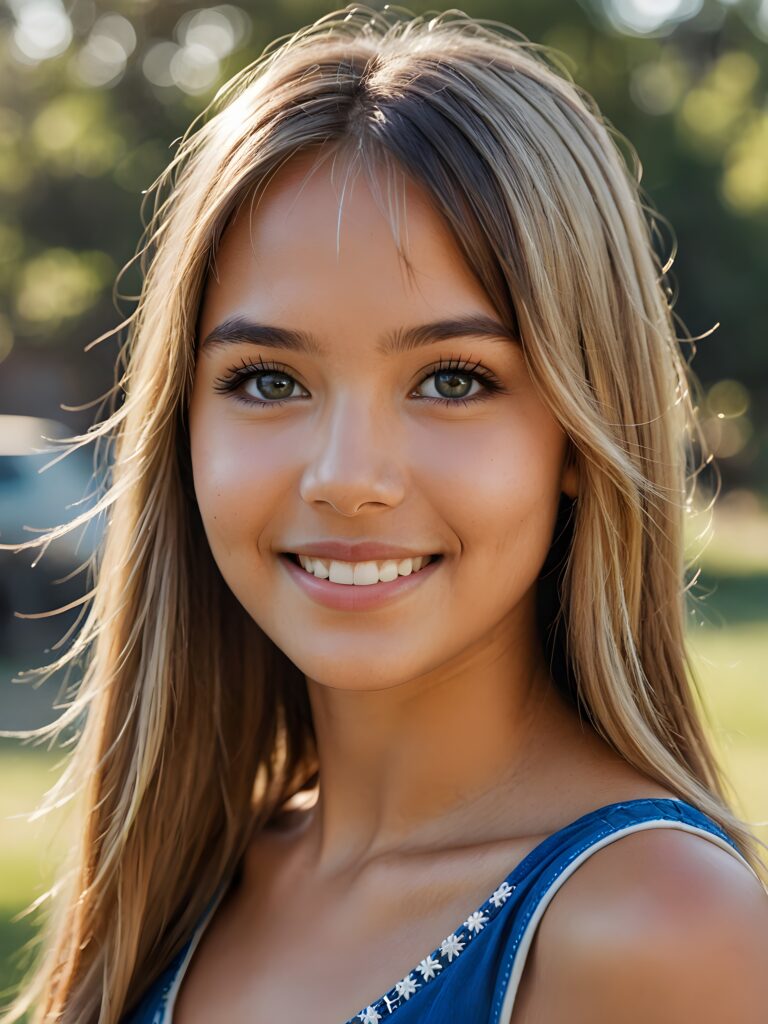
[0,0,765,488]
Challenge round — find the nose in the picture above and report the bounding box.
[298,395,407,516]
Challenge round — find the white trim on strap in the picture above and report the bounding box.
[497,820,759,1024]
[161,888,228,1023]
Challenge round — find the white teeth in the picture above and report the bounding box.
[298,554,331,577]
[294,554,434,585]
[329,560,354,584]
[378,560,399,582]
[353,562,379,586]
[311,558,329,579]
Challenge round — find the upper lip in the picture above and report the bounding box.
[282,541,440,562]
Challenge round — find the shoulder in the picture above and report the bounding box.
[516,826,768,1024]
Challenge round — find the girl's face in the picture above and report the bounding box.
[189,152,576,692]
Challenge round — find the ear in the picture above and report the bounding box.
[560,442,579,499]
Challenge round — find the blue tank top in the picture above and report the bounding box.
[123,797,756,1024]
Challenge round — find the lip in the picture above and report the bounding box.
[281,540,440,562]
[280,552,443,611]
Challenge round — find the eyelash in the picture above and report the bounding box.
[211,354,508,409]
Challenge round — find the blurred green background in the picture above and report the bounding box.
[0,0,766,1004]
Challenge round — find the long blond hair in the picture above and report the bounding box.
[3,6,766,1022]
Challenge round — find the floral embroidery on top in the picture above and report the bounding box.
[490,880,515,907]
[394,974,419,1001]
[463,909,488,934]
[439,933,465,963]
[350,874,519,1023]
[358,1008,382,1024]
[416,955,441,980]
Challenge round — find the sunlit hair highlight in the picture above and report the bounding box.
[3,6,766,1022]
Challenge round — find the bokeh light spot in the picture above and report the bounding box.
[604,0,703,35]
[9,0,73,63]
[707,380,750,419]
[15,248,114,327]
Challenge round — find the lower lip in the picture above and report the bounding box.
[279,554,443,611]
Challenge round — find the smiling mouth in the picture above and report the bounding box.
[282,552,442,585]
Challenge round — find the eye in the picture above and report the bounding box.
[242,369,307,403]
[212,357,309,407]
[413,357,506,407]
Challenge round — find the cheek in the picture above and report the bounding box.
[189,406,296,559]
[413,410,566,572]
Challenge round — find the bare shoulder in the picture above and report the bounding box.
[514,826,768,1024]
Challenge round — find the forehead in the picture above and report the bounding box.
[199,150,494,332]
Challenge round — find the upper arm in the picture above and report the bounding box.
[513,828,768,1024]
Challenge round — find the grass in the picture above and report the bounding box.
[0,500,766,1005]
[0,743,69,1009]
[685,498,768,847]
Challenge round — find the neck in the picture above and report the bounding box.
[296,612,576,879]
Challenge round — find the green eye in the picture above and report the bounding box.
[413,357,506,407]
[242,371,307,402]
[419,369,483,401]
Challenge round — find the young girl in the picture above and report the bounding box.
[5,6,768,1024]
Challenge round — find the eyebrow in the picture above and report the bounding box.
[199,313,518,356]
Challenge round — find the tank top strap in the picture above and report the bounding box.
[122,885,229,1024]
[490,797,759,1024]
